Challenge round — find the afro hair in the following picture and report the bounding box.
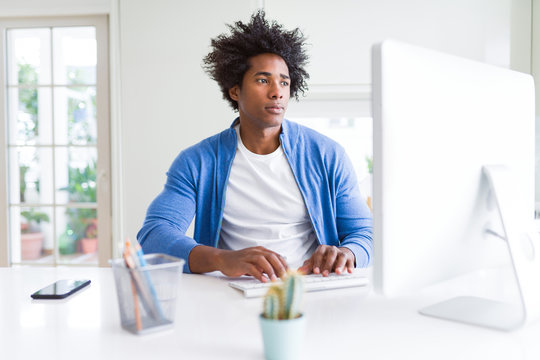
[203,10,310,111]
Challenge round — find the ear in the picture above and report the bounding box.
[229,85,240,101]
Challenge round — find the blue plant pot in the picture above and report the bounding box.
[259,314,306,360]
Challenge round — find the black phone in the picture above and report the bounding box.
[31,279,91,299]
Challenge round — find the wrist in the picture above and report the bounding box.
[213,247,227,271]
[189,245,223,274]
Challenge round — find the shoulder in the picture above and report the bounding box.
[283,119,345,155]
[170,127,235,172]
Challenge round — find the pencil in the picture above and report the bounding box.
[124,240,162,321]
[124,242,143,331]
[131,277,143,331]
[132,240,165,318]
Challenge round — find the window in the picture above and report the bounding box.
[0,16,110,266]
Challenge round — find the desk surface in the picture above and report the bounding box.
[1,266,539,360]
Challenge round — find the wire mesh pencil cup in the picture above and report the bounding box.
[110,254,185,335]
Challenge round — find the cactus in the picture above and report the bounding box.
[262,270,305,320]
[263,286,283,320]
[282,271,304,319]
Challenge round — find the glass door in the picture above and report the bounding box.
[2,16,110,266]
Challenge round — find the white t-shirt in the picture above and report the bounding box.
[218,126,318,269]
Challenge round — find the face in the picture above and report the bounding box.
[229,53,291,131]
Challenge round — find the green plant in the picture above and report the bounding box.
[19,165,29,202]
[62,162,97,203]
[262,271,304,320]
[18,63,39,139]
[17,63,39,202]
[365,155,373,175]
[21,209,50,233]
[58,161,97,254]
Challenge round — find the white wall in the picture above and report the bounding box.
[533,0,540,203]
[265,0,530,85]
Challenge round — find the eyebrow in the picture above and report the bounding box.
[254,71,290,80]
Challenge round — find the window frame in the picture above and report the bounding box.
[0,15,111,267]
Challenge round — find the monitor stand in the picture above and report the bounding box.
[419,165,540,331]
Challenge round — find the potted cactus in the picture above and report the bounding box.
[259,271,306,360]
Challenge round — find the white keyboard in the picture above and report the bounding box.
[228,272,369,298]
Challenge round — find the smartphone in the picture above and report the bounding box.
[31,279,91,299]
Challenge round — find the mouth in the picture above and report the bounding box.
[265,104,285,115]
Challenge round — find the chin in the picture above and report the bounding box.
[264,114,285,125]
[264,119,284,129]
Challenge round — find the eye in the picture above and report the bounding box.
[281,80,289,86]
[256,78,268,84]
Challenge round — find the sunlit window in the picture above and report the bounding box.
[4,23,107,265]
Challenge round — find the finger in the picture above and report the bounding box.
[321,246,339,276]
[256,246,285,260]
[243,247,279,280]
[338,247,355,273]
[346,256,355,273]
[266,253,288,279]
[297,259,313,275]
[311,246,326,274]
[253,255,278,281]
[245,264,266,282]
[256,247,289,273]
[333,251,348,274]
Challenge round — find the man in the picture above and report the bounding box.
[137,11,372,282]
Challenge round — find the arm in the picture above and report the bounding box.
[299,148,373,275]
[333,147,373,267]
[137,153,199,273]
[139,193,289,279]
[137,150,288,280]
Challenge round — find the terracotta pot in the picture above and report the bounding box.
[21,232,44,260]
[81,237,98,254]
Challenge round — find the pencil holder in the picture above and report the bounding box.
[110,254,185,335]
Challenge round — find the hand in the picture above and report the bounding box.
[217,246,288,283]
[297,245,355,276]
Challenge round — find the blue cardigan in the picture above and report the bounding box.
[137,119,373,273]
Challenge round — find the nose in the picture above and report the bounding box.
[268,81,283,99]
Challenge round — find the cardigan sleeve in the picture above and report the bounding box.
[136,151,200,273]
[334,149,373,267]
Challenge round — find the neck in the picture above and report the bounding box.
[238,122,281,155]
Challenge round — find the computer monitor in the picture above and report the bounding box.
[371,39,540,330]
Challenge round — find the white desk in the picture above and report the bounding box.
[1,266,540,360]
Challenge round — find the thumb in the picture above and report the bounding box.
[297,259,312,275]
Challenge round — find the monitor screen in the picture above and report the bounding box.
[371,40,536,302]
